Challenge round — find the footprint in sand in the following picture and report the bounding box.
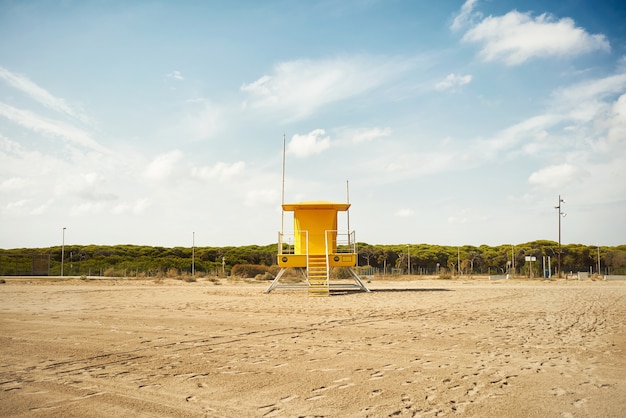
[370,389,383,397]
[465,383,479,397]
[257,404,282,417]
[369,371,384,380]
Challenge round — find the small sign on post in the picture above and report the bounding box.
[525,256,536,278]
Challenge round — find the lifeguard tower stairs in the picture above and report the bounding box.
[265,201,370,296]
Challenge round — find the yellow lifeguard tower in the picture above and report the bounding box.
[265,200,370,296]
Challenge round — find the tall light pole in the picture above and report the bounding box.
[192,232,195,277]
[554,195,565,278]
[407,244,411,275]
[511,245,515,275]
[597,245,601,276]
[61,227,67,277]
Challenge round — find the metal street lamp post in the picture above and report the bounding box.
[597,245,601,276]
[554,195,565,278]
[61,227,66,277]
[192,232,195,277]
[407,244,411,275]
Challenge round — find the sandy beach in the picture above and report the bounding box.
[1,277,624,417]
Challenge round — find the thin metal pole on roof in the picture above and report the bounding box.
[346,180,351,242]
[281,133,286,235]
[346,180,350,225]
[192,231,195,277]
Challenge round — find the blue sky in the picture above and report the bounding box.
[1,0,625,249]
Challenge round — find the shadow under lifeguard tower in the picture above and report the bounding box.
[265,201,370,296]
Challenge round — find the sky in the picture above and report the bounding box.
[1,0,625,249]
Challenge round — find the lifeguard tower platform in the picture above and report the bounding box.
[265,200,370,296]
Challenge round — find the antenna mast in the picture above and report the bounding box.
[346,180,351,243]
[281,133,286,234]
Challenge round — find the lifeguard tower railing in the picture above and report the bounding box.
[277,229,358,270]
[278,230,356,255]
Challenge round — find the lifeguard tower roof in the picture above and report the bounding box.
[282,201,350,211]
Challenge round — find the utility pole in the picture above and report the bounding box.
[554,195,565,278]
[407,244,411,275]
[597,245,601,276]
[511,245,515,275]
[192,232,195,277]
[61,227,66,277]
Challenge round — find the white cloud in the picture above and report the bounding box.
[381,151,458,177]
[480,114,561,156]
[462,11,610,65]
[6,199,28,210]
[0,177,31,191]
[167,70,184,80]
[143,150,183,180]
[29,199,53,216]
[4,196,52,216]
[528,163,590,189]
[182,98,220,141]
[55,172,117,202]
[0,102,106,152]
[240,56,409,121]
[113,198,151,215]
[244,189,279,207]
[435,73,472,91]
[287,129,331,158]
[352,127,392,143]
[0,66,90,123]
[450,0,481,31]
[448,208,470,224]
[70,201,105,216]
[553,73,626,105]
[395,208,414,217]
[607,94,626,144]
[191,161,245,181]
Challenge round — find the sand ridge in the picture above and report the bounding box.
[0,278,624,417]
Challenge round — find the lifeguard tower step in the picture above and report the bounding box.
[308,254,329,297]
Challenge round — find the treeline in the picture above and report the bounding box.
[357,241,626,276]
[0,244,275,277]
[1,241,625,277]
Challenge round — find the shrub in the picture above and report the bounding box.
[268,265,282,276]
[331,267,352,280]
[255,272,274,281]
[231,264,270,278]
[103,267,118,277]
